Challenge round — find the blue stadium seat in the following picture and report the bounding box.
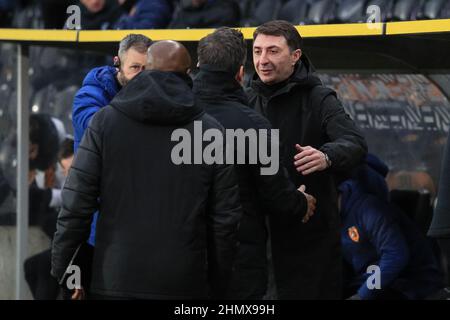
[53,85,79,135]
[439,1,450,19]
[12,1,44,29]
[240,0,285,27]
[277,0,310,25]
[30,84,78,136]
[417,0,446,20]
[365,0,396,22]
[392,0,424,21]
[305,0,338,24]
[0,83,13,142]
[334,0,367,23]
[238,0,255,22]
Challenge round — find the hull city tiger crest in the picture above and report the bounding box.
[348,226,360,243]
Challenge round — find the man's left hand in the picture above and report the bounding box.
[294,144,328,175]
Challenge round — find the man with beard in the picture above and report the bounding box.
[73,33,152,152]
[73,33,152,240]
[67,33,151,299]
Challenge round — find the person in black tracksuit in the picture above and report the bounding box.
[247,21,368,299]
[194,27,316,299]
[51,60,243,299]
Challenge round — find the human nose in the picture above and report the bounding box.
[259,51,270,65]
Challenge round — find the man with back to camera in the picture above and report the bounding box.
[247,20,368,299]
[52,40,242,300]
[194,27,317,299]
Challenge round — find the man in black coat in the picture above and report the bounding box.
[51,40,242,299]
[194,27,317,299]
[247,20,368,299]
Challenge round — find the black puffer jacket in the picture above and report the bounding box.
[51,70,242,299]
[247,55,367,299]
[193,66,308,299]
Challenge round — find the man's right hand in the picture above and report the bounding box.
[298,185,316,223]
[71,287,85,300]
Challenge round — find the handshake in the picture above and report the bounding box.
[298,185,316,224]
[293,143,328,224]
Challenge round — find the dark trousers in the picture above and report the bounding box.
[24,249,60,300]
[272,233,343,300]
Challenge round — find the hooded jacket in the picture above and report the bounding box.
[72,65,120,246]
[193,66,308,298]
[339,155,443,299]
[52,70,242,299]
[247,55,367,298]
[72,65,119,152]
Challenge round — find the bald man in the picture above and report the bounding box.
[51,40,242,299]
[146,40,192,74]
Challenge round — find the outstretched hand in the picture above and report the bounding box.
[298,185,316,223]
[294,144,328,175]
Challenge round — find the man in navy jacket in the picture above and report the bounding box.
[339,154,443,299]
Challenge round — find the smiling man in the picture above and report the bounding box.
[247,20,368,300]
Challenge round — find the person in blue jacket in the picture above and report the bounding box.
[339,154,443,300]
[114,0,173,29]
[72,33,152,247]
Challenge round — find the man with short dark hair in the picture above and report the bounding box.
[195,27,316,299]
[247,20,368,299]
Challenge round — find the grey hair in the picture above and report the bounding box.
[118,34,153,60]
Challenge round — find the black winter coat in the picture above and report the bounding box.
[193,66,308,299]
[247,55,368,299]
[51,70,242,299]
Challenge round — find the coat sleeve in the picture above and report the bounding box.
[357,200,410,300]
[72,84,107,151]
[318,93,368,172]
[249,113,308,219]
[51,110,104,282]
[206,160,242,299]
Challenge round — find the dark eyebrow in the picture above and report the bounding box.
[253,45,281,50]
